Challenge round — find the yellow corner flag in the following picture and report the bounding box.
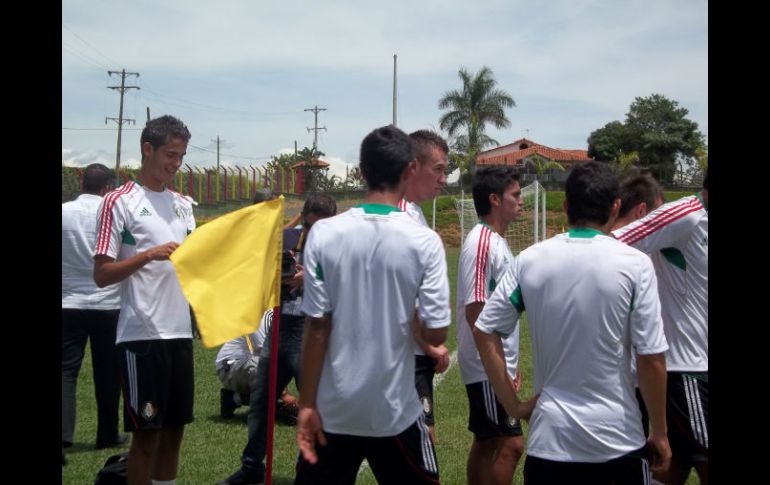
[171,197,284,348]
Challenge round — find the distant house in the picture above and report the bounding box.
[476,138,593,183]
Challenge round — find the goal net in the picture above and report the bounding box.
[455,181,547,255]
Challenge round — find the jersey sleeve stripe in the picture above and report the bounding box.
[617,197,702,244]
[96,182,134,256]
[474,227,492,302]
[398,198,407,211]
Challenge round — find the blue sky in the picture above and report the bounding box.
[62,0,707,180]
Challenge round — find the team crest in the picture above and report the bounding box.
[141,401,157,420]
[421,397,432,414]
[507,416,518,428]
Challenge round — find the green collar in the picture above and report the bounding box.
[568,227,604,238]
[355,203,401,215]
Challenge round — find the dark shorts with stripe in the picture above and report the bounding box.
[294,415,439,485]
[524,446,650,485]
[666,371,708,463]
[465,381,523,441]
[119,338,194,431]
[415,355,436,426]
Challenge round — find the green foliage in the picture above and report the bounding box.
[587,94,705,183]
[439,66,515,171]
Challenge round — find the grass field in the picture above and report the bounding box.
[63,205,701,484]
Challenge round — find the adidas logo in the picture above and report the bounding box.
[139,207,152,216]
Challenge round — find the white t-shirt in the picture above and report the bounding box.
[301,203,451,437]
[457,223,519,385]
[475,229,668,462]
[400,198,432,357]
[95,182,196,343]
[215,309,271,367]
[62,194,121,309]
[612,194,708,372]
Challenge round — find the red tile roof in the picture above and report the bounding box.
[476,139,592,166]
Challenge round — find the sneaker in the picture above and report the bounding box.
[215,468,264,485]
[95,433,130,449]
[220,388,238,419]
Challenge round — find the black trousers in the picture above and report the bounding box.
[62,308,121,445]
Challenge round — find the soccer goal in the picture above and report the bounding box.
[455,180,547,255]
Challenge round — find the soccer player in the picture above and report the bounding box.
[457,166,525,485]
[94,115,196,485]
[399,129,450,444]
[612,170,708,485]
[474,162,671,484]
[295,125,451,484]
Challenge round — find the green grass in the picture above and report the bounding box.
[63,245,698,484]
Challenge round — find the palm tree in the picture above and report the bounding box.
[438,66,515,173]
[524,154,565,181]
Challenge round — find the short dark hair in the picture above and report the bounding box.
[472,166,520,217]
[140,115,191,157]
[565,162,619,226]
[359,125,415,191]
[253,188,277,204]
[618,174,663,218]
[409,130,449,165]
[302,193,337,218]
[82,163,113,194]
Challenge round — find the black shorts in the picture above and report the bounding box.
[465,381,522,440]
[667,372,708,463]
[294,415,439,485]
[524,447,650,485]
[119,339,194,431]
[415,355,436,426]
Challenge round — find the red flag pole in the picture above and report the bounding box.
[264,304,281,485]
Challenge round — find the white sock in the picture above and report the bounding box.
[152,480,176,485]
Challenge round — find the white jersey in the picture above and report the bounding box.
[400,198,431,357]
[399,198,429,227]
[301,204,451,437]
[62,194,121,309]
[475,229,668,462]
[95,181,196,343]
[215,310,271,366]
[612,195,707,372]
[457,223,519,385]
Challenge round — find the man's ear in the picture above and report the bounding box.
[141,141,153,160]
[635,202,648,219]
[402,159,417,182]
[489,192,501,209]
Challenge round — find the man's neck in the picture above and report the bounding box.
[137,170,164,192]
[364,190,402,208]
[402,187,424,205]
[570,222,609,234]
[480,214,506,235]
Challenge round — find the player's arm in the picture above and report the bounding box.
[94,242,180,287]
[416,235,451,348]
[637,352,670,473]
[296,315,330,463]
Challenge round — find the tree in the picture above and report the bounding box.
[587,94,704,183]
[523,154,565,181]
[438,66,515,173]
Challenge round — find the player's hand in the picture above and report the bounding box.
[145,242,180,261]
[647,431,671,474]
[428,345,450,373]
[297,407,326,464]
[506,393,539,422]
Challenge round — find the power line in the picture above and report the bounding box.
[106,69,140,185]
[62,42,110,71]
[63,127,141,131]
[62,23,119,67]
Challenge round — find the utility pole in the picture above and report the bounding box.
[522,128,530,138]
[146,107,151,123]
[393,54,397,126]
[106,69,140,186]
[304,105,327,151]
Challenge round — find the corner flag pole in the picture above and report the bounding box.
[264,302,281,485]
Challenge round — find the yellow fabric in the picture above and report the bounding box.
[171,197,284,348]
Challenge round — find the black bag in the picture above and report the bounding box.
[94,451,128,485]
